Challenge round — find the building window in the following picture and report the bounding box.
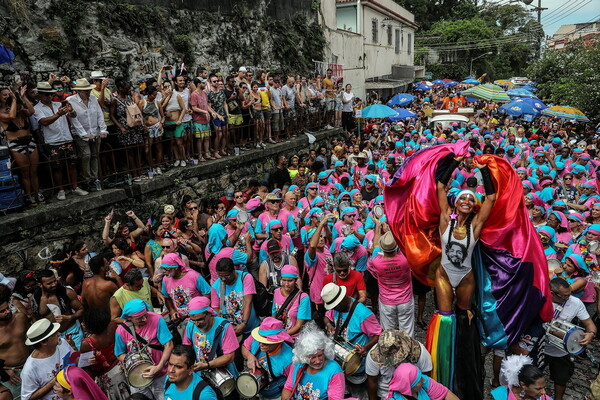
[395,28,400,54]
[401,33,404,50]
[372,19,378,43]
[408,33,412,55]
[387,26,392,46]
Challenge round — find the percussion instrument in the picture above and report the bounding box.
[203,368,236,397]
[123,351,154,389]
[324,197,339,212]
[333,339,362,375]
[547,259,561,277]
[592,270,600,284]
[589,241,599,253]
[341,224,353,237]
[372,204,385,219]
[238,210,250,224]
[236,368,268,398]
[546,319,587,355]
[339,201,350,211]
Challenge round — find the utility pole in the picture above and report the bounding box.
[529,0,547,57]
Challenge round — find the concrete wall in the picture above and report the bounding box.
[0,129,343,274]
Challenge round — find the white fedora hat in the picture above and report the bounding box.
[25,318,60,346]
[90,70,106,80]
[72,78,95,91]
[321,282,347,310]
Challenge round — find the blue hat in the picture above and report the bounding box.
[318,171,330,180]
[335,161,344,168]
[121,299,151,319]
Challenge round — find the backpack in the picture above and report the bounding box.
[116,97,143,127]
[243,272,273,317]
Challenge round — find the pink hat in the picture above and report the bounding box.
[188,297,216,316]
[246,198,263,212]
[161,253,185,269]
[251,317,292,344]
[281,265,299,279]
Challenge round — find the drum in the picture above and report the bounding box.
[236,368,268,398]
[333,340,362,375]
[546,319,587,355]
[372,204,385,219]
[204,368,236,397]
[589,241,600,253]
[339,201,350,212]
[238,210,250,224]
[324,197,339,211]
[547,259,561,277]
[123,351,154,389]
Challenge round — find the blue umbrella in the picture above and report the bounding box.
[360,104,399,119]
[432,79,445,85]
[386,93,415,107]
[389,108,417,122]
[444,81,459,87]
[414,83,432,91]
[462,78,480,85]
[506,88,537,98]
[464,76,476,80]
[499,102,539,117]
[512,97,547,111]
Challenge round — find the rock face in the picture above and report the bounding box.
[0,129,341,274]
[0,0,325,83]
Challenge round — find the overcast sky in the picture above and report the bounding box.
[535,0,599,37]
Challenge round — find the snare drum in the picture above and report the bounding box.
[236,368,268,398]
[204,368,236,397]
[546,319,587,355]
[123,351,154,389]
[333,340,362,375]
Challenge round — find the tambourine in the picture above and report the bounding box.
[339,201,350,211]
[372,204,385,219]
[589,240,600,253]
[237,210,250,224]
[324,197,339,211]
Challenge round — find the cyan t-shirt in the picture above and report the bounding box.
[164,372,218,400]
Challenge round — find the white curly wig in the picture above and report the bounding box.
[292,321,336,365]
[500,354,533,387]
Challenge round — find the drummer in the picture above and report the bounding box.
[545,277,596,400]
[332,207,365,241]
[183,296,239,380]
[258,239,299,293]
[240,317,294,400]
[272,265,311,338]
[114,299,174,400]
[321,282,381,383]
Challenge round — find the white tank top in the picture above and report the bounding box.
[439,222,478,287]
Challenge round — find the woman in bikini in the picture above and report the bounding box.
[0,86,41,206]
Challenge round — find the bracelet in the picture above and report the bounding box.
[206,360,210,369]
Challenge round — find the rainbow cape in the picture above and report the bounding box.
[385,142,553,348]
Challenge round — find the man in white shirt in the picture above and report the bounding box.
[545,277,596,400]
[33,81,88,201]
[21,319,75,400]
[67,78,108,192]
[365,329,432,400]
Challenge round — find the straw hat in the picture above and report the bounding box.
[72,78,95,91]
[25,318,60,345]
[321,282,347,310]
[380,232,398,253]
[34,82,57,94]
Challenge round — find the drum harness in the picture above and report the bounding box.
[334,300,361,343]
[274,287,301,324]
[120,321,164,358]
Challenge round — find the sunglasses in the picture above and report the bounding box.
[272,227,283,232]
[189,206,199,210]
[335,268,349,274]
[234,195,244,199]
[564,177,573,180]
[551,290,569,300]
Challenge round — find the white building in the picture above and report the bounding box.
[546,20,600,50]
[319,0,422,100]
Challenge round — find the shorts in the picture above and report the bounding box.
[8,135,37,155]
[163,120,185,138]
[183,120,193,136]
[547,354,574,386]
[271,112,282,132]
[325,98,335,111]
[228,114,243,126]
[262,108,272,120]
[335,99,343,111]
[411,276,431,295]
[147,122,163,138]
[213,118,227,128]
[284,108,296,126]
[252,109,264,120]
[193,122,211,138]
[47,142,77,166]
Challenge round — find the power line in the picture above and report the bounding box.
[546,14,600,40]
[415,27,543,49]
[543,0,592,26]
[542,1,573,19]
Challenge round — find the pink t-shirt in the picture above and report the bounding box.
[273,289,311,338]
[190,90,209,124]
[367,252,413,305]
[280,207,304,250]
[162,269,210,317]
[182,318,239,358]
[204,247,247,284]
[305,249,333,304]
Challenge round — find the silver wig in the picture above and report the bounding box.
[292,321,336,365]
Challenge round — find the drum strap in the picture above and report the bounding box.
[255,344,281,380]
[335,299,358,339]
[290,365,308,399]
[119,322,164,352]
[274,288,300,320]
[208,320,229,361]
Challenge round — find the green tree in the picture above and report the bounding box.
[527,40,600,122]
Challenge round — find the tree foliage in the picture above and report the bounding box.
[527,40,600,122]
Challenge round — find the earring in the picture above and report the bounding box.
[520,389,526,398]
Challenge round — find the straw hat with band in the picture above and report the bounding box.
[72,78,95,91]
[321,282,347,310]
[34,82,57,94]
[25,318,60,345]
[251,317,292,344]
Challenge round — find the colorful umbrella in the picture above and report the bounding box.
[512,98,547,111]
[386,93,416,107]
[414,83,432,91]
[444,81,459,87]
[360,104,399,119]
[506,88,537,98]
[494,80,514,89]
[499,102,539,117]
[389,108,417,121]
[462,78,480,85]
[420,81,434,86]
[462,83,510,103]
[432,79,445,85]
[541,106,589,122]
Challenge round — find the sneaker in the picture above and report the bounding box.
[94,179,102,192]
[260,142,266,149]
[37,192,45,203]
[180,160,187,167]
[27,196,37,207]
[256,143,261,149]
[174,160,181,167]
[155,167,163,175]
[56,190,66,201]
[73,187,89,196]
[133,176,142,182]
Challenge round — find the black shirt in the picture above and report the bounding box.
[269,167,291,189]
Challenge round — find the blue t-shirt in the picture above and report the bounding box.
[247,341,293,398]
[288,360,343,400]
[212,273,260,333]
[164,372,218,400]
[331,302,375,374]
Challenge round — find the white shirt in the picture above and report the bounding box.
[33,101,73,145]
[342,92,354,112]
[21,339,74,400]
[67,93,108,140]
[176,88,192,122]
[365,342,432,399]
[545,295,590,357]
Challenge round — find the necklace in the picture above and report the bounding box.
[455,225,467,235]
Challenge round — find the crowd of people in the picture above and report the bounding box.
[1,70,600,400]
[0,67,361,206]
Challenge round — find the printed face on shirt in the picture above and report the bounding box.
[447,242,467,267]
